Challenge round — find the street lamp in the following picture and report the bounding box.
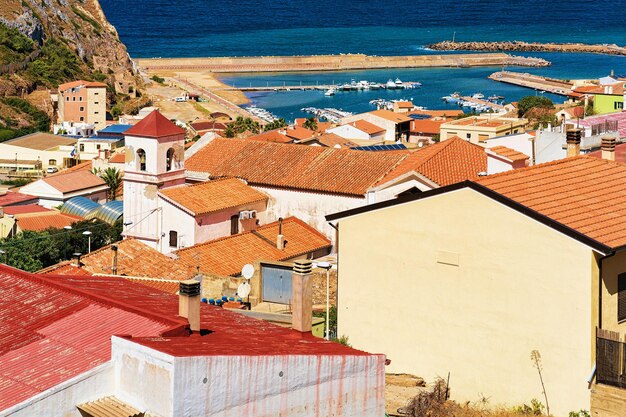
[63,225,72,260]
[317,261,333,341]
[83,230,92,253]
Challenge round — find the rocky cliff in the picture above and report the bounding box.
[0,0,142,139]
[0,0,136,91]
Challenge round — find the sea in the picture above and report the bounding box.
[100,0,626,121]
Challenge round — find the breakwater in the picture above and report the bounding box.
[136,53,549,73]
[429,41,626,57]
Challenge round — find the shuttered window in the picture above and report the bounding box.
[169,230,178,248]
[619,273,626,322]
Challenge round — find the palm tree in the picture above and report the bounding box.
[99,167,122,201]
[224,123,236,138]
[263,118,287,132]
[303,117,318,131]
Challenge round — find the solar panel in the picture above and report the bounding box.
[409,114,432,120]
[352,144,407,151]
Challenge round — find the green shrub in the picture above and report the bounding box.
[150,75,165,84]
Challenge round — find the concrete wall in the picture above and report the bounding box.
[336,188,594,415]
[328,125,371,140]
[591,383,626,417]
[86,87,106,130]
[1,363,113,417]
[0,143,76,170]
[172,354,385,417]
[341,114,396,142]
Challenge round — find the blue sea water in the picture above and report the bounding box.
[100,0,626,121]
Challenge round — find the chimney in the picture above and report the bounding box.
[276,217,285,250]
[291,260,313,333]
[566,128,582,157]
[111,244,118,275]
[179,279,201,332]
[601,135,617,161]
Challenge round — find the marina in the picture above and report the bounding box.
[300,107,353,123]
[223,79,422,92]
[441,93,507,112]
[488,70,574,96]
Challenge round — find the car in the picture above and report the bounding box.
[46,167,59,174]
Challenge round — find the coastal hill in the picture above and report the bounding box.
[0,0,140,140]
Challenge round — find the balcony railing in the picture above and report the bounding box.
[596,328,626,389]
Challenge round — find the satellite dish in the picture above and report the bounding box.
[242,264,254,280]
[237,282,251,298]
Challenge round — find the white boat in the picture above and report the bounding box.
[472,93,485,99]
[386,79,397,89]
[325,88,336,96]
[395,78,404,88]
[369,83,382,90]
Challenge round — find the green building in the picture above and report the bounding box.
[592,83,624,115]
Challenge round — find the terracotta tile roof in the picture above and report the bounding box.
[351,120,385,135]
[109,151,125,164]
[175,217,331,276]
[589,142,626,163]
[48,161,92,177]
[284,126,315,141]
[248,130,292,144]
[574,83,625,96]
[487,146,530,162]
[123,277,182,294]
[395,101,413,107]
[125,110,186,138]
[369,109,412,123]
[315,133,358,148]
[39,262,93,276]
[159,178,268,216]
[16,212,83,232]
[409,109,465,118]
[190,121,227,131]
[185,138,409,196]
[377,137,487,186]
[3,204,49,215]
[67,238,195,280]
[40,171,105,193]
[477,156,626,248]
[293,118,332,133]
[58,80,107,91]
[0,191,37,206]
[410,119,445,135]
[562,106,585,118]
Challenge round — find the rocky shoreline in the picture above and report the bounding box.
[428,41,626,57]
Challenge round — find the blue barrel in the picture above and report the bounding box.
[221,296,228,302]
[208,298,215,305]
[201,298,207,303]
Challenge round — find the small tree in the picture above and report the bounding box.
[518,96,554,118]
[99,167,122,201]
[263,118,287,132]
[303,117,318,131]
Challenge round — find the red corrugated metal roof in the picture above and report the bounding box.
[0,260,374,410]
[0,191,37,206]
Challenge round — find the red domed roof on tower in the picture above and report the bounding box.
[125,110,186,138]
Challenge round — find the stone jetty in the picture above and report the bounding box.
[429,41,626,57]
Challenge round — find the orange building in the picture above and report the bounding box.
[58,80,107,131]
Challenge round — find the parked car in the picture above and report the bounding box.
[46,167,59,174]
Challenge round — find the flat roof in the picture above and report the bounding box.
[4,132,77,151]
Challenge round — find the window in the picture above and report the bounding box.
[169,230,178,248]
[94,92,99,95]
[66,96,69,101]
[166,148,175,171]
[79,144,84,152]
[615,102,624,110]
[230,215,239,235]
[96,144,101,150]
[79,97,83,101]
[79,106,84,112]
[619,273,626,322]
[79,116,84,122]
[466,133,471,139]
[48,159,56,166]
[94,102,99,105]
[137,148,146,171]
[72,97,76,101]
[94,111,99,115]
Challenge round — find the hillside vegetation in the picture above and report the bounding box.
[0,0,140,140]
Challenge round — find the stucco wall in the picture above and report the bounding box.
[599,250,626,334]
[327,125,370,140]
[336,188,594,415]
[172,354,385,417]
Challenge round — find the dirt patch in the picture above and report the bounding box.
[386,373,427,416]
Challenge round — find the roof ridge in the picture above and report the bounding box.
[174,216,300,254]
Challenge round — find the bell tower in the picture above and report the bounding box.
[122,110,186,249]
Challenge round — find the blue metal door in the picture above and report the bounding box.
[262,264,292,304]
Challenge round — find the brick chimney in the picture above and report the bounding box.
[566,128,582,157]
[179,279,201,332]
[601,135,617,161]
[291,260,313,333]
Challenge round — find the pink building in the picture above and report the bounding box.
[57,80,107,131]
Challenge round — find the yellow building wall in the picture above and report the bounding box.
[337,188,594,415]
[599,251,626,334]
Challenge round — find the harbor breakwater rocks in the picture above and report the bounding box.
[429,41,626,57]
